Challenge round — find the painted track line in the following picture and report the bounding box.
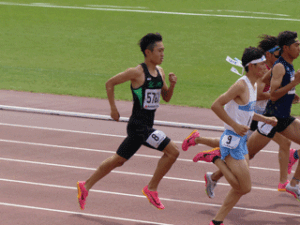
[0,138,286,174]
[0,122,279,154]
[0,202,173,225]
[0,157,278,192]
[0,2,300,22]
[0,178,299,217]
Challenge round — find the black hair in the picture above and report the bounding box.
[242,47,265,72]
[257,34,278,53]
[139,33,162,57]
[278,30,298,49]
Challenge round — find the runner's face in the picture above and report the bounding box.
[288,42,300,59]
[149,41,165,65]
[254,62,267,77]
[271,50,280,65]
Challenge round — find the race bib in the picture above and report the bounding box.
[146,130,166,148]
[143,89,161,110]
[221,134,240,149]
[257,121,274,136]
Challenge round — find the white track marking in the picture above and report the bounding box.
[0,178,299,217]
[214,9,289,17]
[0,122,278,153]
[0,122,127,138]
[0,157,278,191]
[86,5,147,9]
[0,2,299,22]
[0,202,173,225]
[0,138,286,173]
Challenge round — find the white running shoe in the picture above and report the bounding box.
[286,182,300,202]
[204,172,218,199]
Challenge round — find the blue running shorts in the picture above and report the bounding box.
[219,129,248,160]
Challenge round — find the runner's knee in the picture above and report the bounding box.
[164,142,180,160]
[236,185,251,195]
[111,155,127,167]
[279,139,292,152]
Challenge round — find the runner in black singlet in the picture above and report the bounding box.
[77,33,179,210]
[117,62,171,159]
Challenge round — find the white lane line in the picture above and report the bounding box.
[0,178,299,217]
[0,2,299,22]
[86,5,148,9]
[214,9,289,17]
[0,122,278,154]
[0,122,127,138]
[0,202,173,225]
[0,157,278,192]
[0,138,285,174]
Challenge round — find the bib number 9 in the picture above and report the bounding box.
[221,134,240,149]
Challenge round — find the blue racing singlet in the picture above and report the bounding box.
[265,56,295,118]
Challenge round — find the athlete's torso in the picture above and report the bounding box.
[129,63,164,127]
[224,76,257,132]
[265,56,295,118]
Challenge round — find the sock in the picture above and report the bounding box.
[294,150,299,160]
[212,156,220,164]
[212,220,223,225]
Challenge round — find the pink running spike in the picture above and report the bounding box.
[182,130,200,151]
[193,147,221,163]
[142,185,165,210]
[77,181,88,210]
[278,180,289,192]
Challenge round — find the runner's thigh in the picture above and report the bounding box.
[280,119,300,145]
[225,155,251,192]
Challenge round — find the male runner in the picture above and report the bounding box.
[77,33,179,210]
[187,47,277,225]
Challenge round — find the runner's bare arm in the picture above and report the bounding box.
[261,69,272,86]
[159,66,177,102]
[252,113,277,126]
[257,77,270,101]
[270,64,300,101]
[211,80,249,136]
[106,67,142,121]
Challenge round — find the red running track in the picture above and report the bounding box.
[0,90,299,225]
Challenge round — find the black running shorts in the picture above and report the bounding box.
[116,122,171,160]
[257,116,295,138]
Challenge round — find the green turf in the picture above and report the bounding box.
[1,0,300,114]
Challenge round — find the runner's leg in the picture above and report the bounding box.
[272,133,291,183]
[147,141,179,191]
[85,154,127,191]
[213,155,251,221]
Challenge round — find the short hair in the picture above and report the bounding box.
[242,47,265,72]
[139,33,162,57]
[257,34,278,53]
[278,30,298,49]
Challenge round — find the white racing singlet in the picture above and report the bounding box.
[224,76,257,132]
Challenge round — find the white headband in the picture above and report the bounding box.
[245,55,266,67]
[226,55,266,76]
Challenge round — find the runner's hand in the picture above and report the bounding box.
[293,94,300,104]
[169,73,177,87]
[294,70,300,84]
[265,116,277,126]
[232,124,249,136]
[111,109,120,121]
